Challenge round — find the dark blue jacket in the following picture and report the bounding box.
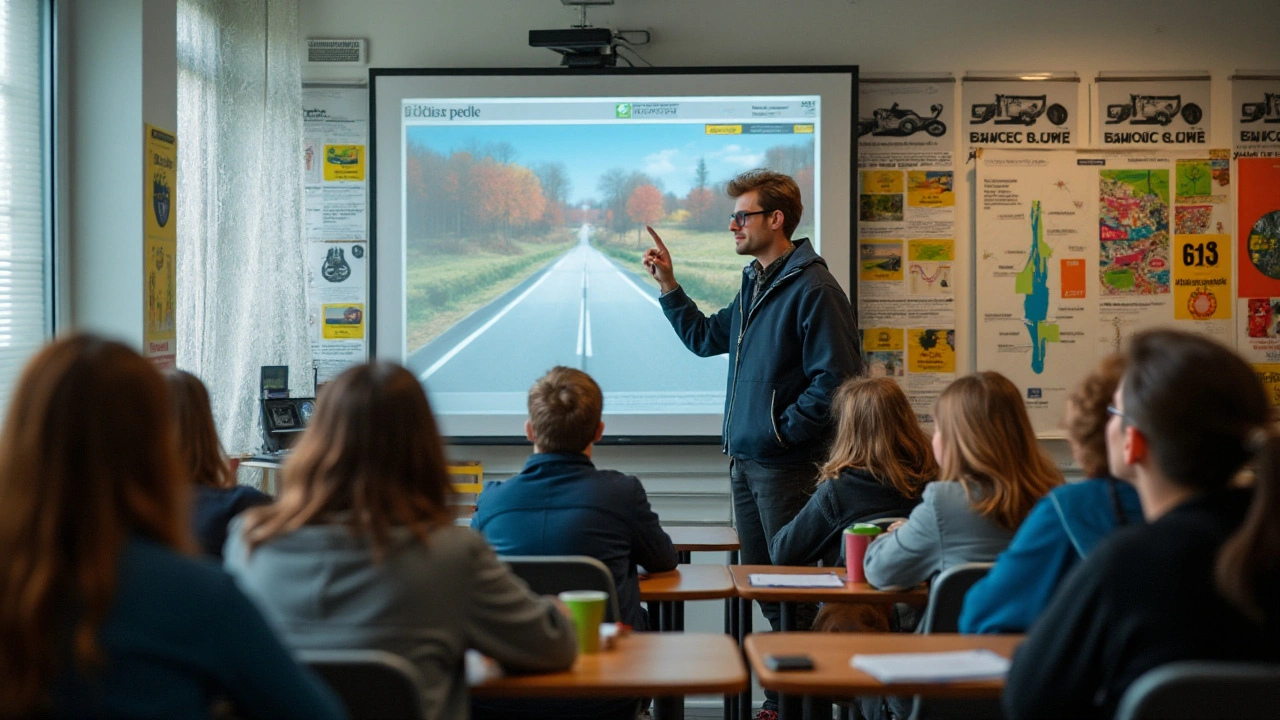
[659,238,861,462]
[960,478,1143,634]
[194,485,272,560]
[770,468,924,567]
[471,453,678,630]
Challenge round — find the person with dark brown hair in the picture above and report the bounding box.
[864,371,1062,590]
[165,369,271,560]
[0,335,342,719]
[225,361,575,720]
[1005,331,1280,720]
[959,354,1143,633]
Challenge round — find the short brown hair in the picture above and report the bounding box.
[1063,354,1126,478]
[528,367,602,454]
[727,169,803,238]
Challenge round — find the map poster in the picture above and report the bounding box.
[859,78,954,154]
[144,124,177,368]
[977,148,1233,434]
[1237,158,1280,379]
[1094,76,1211,147]
[1232,76,1280,158]
[961,76,1079,150]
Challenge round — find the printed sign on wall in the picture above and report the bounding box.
[859,80,953,152]
[1232,75,1280,158]
[961,76,1079,149]
[144,124,177,368]
[1094,75,1211,147]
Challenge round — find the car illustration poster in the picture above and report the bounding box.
[961,76,1079,149]
[1094,76,1211,147]
[144,124,177,368]
[304,86,369,381]
[859,79,953,153]
[977,148,1233,434]
[1232,76,1280,158]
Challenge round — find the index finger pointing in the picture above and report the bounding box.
[646,226,669,254]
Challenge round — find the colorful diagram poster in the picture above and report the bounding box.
[1236,157,1280,396]
[857,78,957,424]
[304,86,369,382]
[1094,76,1211,147]
[1231,76,1280,158]
[961,76,1079,150]
[977,148,1233,433]
[144,124,177,368]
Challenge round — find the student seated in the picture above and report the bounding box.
[1004,330,1280,720]
[960,355,1142,633]
[863,371,1062,590]
[770,377,934,568]
[0,335,342,720]
[471,366,678,632]
[225,362,576,720]
[166,369,272,560]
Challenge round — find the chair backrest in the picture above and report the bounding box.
[301,649,425,720]
[501,555,622,623]
[1114,661,1280,720]
[918,562,993,634]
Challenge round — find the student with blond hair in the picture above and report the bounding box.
[864,371,1062,589]
[770,377,935,569]
[225,362,576,720]
[0,335,342,719]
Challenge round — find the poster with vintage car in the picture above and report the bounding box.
[859,78,954,152]
[1094,75,1211,147]
[1232,76,1280,157]
[961,76,1079,149]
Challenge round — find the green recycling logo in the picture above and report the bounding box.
[615,103,632,119]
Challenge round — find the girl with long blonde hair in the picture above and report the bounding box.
[0,335,340,719]
[864,371,1062,589]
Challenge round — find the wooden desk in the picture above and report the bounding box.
[239,458,283,495]
[729,564,927,632]
[640,564,736,633]
[665,526,742,562]
[472,633,747,720]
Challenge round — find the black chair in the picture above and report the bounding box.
[302,649,425,720]
[908,562,996,720]
[500,554,622,623]
[1114,660,1280,720]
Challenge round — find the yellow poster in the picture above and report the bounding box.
[322,303,365,339]
[323,144,365,181]
[144,124,176,366]
[862,327,905,378]
[1173,233,1231,320]
[861,170,904,194]
[1255,364,1280,407]
[907,328,956,374]
[860,240,904,282]
[907,171,955,208]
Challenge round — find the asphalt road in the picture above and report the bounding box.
[409,225,730,415]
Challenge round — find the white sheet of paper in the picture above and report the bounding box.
[851,650,1010,683]
[748,573,844,588]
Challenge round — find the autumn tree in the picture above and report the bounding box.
[627,184,665,243]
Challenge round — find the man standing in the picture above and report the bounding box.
[644,170,860,711]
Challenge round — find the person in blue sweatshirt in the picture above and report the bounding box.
[959,354,1143,634]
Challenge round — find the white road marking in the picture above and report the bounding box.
[585,309,593,357]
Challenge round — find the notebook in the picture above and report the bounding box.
[850,649,1011,683]
[748,573,844,588]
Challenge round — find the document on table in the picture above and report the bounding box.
[851,650,1011,683]
[748,573,844,588]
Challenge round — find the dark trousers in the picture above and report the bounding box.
[730,457,819,710]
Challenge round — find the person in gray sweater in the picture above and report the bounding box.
[864,371,1062,590]
[224,362,577,720]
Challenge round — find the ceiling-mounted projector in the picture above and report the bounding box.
[530,0,618,67]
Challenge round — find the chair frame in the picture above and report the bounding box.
[301,648,426,720]
[1114,660,1280,720]
[500,554,622,623]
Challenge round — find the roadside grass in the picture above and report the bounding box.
[405,230,576,351]
[593,225,744,311]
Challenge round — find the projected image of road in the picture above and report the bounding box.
[401,96,820,417]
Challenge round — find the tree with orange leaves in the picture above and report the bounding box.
[626,184,665,244]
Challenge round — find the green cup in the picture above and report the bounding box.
[559,590,608,654]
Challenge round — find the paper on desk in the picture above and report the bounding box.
[748,573,844,588]
[850,650,1010,683]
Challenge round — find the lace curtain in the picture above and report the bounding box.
[177,0,310,454]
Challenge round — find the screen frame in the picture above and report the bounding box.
[369,65,859,445]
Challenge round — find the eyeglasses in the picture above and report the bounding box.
[730,210,768,226]
[1107,405,1137,428]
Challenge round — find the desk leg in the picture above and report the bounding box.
[780,601,796,632]
[675,599,685,632]
[678,550,692,564]
[655,696,683,720]
[738,597,753,720]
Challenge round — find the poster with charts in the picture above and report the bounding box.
[857,78,957,425]
[304,86,369,383]
[976,148,1233,434]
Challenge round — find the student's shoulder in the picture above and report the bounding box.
[120,537,246,606]
[921,479,968,506]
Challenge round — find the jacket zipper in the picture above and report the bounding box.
[770,388,785,447]
[723,263,806,456]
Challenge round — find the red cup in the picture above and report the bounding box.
[844,524,881,583]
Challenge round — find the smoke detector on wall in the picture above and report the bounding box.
[306,38,368,66]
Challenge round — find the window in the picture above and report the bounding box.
[0,0,50,411]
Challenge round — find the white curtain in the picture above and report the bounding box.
[177,0,310,454]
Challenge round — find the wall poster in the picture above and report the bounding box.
[858,76,957,424]
[961,75,1079,151]
[1094,74,1211,147]
[1232,74,1280,158]
[144,124,177,368]
[1237,157,1280,403]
